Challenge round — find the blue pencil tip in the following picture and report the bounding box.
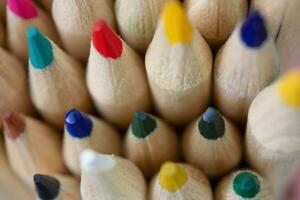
[27,27,53,69]
[203,107,218,123]
[64,109,93,138]
[241,10,268,48]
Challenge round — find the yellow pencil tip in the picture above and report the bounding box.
[278,69,300,108]
[159,162,188,192]
[162,1,193,44]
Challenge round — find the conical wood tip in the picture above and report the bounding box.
[2,112,25,140]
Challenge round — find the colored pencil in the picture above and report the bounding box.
[63,108,122,176]
[145,1,212,126]
[214,10,280,124]
[115,0,167,53]
[124,111,179,178]
[35,0,52,12]
[0,137,34,200]
[0,47,34,129]
[52,0,115,61]
[246,67,300,175]
[182,107,242,177]
[2,112,65,187]
[87,19,151,128]
[185,0,248,48]
[215,170,273,200]
[28,27,93,128]
[6,0,58,63]
[80,149,147,200]
[149,161,213,200]
[33,174,81,200]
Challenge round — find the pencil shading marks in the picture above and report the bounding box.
[241,10,268,48]
[2,112,25,140]
[34,174,60,200]
[65,109,93,139]
[27,27,53,69]
[92,20,123,59]
[7,0,38,19]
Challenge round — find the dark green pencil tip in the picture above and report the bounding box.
[233,172,261,198]
[131,111,157,138]
[198,107,225,140]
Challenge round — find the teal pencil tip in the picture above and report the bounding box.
[198,107,225,140]
[131,111,157,138]
[27,27,53,69]
[233,171,261,198]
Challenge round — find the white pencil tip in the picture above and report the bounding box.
[80,149,116,173]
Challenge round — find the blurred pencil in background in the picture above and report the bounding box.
[35,0,52,12]
[0,48,34,129]
[124,111,179,178]
[33,174,81,200]
[115,0,167,53]
[87,20,151,128]
[63,109,122,177]
[214,10,279,124]
[52,0,115,61]
[80,149,147,200]
[28,27,92,128]
[146,1,212,126]
[7,0,58,63]
[185,0,248,48]
[3,112,65,187]
[149,162,213,200]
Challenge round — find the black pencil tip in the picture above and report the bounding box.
[34,174,60,200]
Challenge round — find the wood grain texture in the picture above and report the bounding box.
[149,163,213,200]
[52,0,115,61]
[185,0,248,48]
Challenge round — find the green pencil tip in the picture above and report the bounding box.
[233,172,261,198]
[131,111,157,138]
[198,107,225,140]
[27,27,53,69]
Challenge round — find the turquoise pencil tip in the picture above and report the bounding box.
[27,27,53,69]
[131,111,157,138]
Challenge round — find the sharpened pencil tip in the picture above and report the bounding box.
[92,19,123,59]
[2,112,25,140]
[233,171,260,198]
[34,174,60,200]
[198,107,225,140]
[131,111,156,138]
[65,109,93,139]
[241,10,268,48]
[27,27,53,69]
[159,162,188,192]
[162,1,192,44]
[7,0,37,19]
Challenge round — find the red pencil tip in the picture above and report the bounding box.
[92,20,123,59]
[2,112,25,140]
[7,0,38,19]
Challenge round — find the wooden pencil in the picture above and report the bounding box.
[245,67,300,176]
[0,47,34,129]
[182,107,242,177]
[145,1,212,126]
[80,149,147,200]
[0,137,34,200]
[28,27,93,128]
[33,174,81,200]
[63,108,122,176]
[52,0,115,61]
[215,170,273,200]
[6,0,58,63]
[87,19,151,128]
[149,161,213,200]
[124,111,179,178]
[185,0,248,48]
[2,112,65,187]
[115,0,167,53]
[214,10,280,124]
